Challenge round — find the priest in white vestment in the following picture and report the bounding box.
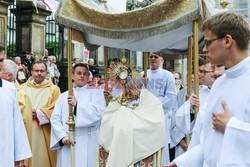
[164,12,250,167]
[0,78,32,167]
[50,63,106,167]
[99,60,167,167]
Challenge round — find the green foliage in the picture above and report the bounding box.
[7,43,16,58]
[127,0,155,11]
[46,41,59,58]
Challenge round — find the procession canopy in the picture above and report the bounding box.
[55,0,215,53]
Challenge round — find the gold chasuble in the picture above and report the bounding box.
[17,87,33,166]
[20,77,60,167]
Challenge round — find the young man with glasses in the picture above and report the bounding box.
[165,12,250,167]
[187,63,225,150]
[170,61,214,159]
[175,61,218,146]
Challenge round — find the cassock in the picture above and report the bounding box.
[99,89,167,167]
[169,87,189,159]
[188,104,207,149]
[171,85,210,158]
[50,84,106,167]
[141,68,176,164]
[174,56,250,166]
[0,78,32,166]
[20,77,60,167]
[175,85,210,135]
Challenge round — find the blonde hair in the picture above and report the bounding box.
[202,12,250,50]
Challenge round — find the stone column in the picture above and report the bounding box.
[14,1,51,56]
[0,0,14,47]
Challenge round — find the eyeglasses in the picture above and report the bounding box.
[150,55,160,59]
[204,36,225,47]
[75,72,89,76]
[199,70,213,74]
[32,69,47,73]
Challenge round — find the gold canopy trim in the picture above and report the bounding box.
[55,0,202,39]
[62,0,195,29]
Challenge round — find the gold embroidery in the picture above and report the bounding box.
[61,0,196,29]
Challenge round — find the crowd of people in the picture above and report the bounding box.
[0,11,250,167]
[8,50,61,86]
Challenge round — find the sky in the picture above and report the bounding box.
[107,0,127,12]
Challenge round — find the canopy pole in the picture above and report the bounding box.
[187,36,193,99]
[193,20,199,119]
[66,27,75,167]
[143,52,149,87]
[98,46,109,167]
[104,46,109,105]
[186,36,193,144]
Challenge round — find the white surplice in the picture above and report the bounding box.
[175,85,210,135]
[174,56,250,167]
[0,79,32,166]
[188,103,207,149]
[170,85,210,158]
[50,84,106,167]
[141,68,177,164]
